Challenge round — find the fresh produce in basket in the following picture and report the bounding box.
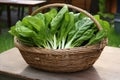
[9,3,109,72]
[9,5,110,49]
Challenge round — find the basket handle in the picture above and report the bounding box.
[31,3,102,30]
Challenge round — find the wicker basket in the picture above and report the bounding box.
[14,3,107,72]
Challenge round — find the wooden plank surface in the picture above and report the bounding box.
[0,0,46,6]
[0,46,120,80]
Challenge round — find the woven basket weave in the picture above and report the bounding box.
[14,3,107,72]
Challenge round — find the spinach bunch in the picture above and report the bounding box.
[9,5,109,49]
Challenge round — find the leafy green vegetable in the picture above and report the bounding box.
[86,29,106,45]
[57,12,75,49]
[22,16,33,30]
[9,5,109,49]
[72,29,94,47]
[94,15,110,33]
[9,21,36,37]
[65,17,93,48]
[44,8,57,27]
[50,5,68,33]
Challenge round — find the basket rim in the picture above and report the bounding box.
[14,37,107,55]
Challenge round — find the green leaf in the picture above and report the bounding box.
[34,13,45,21]
[75,17,93,30]
[86,29,105,45]
[28,16,45,32]
[44,8,57,27]
[72,29,94,47]
[50,5,68,33]
[22,16,33,30]
[58,12,75,49]
[15,21,36,37]
[67,17,93,43]
[94,15,110,33]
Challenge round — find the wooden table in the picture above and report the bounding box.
[0,0,46,27]
[0,46,120,80]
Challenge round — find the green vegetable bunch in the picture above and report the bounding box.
[9,5,110,49]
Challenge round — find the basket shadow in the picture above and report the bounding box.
[20,66,103,80]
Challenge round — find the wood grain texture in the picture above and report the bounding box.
[0,0,46,6]
[0,46,120,80]
[71,0,91,11]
